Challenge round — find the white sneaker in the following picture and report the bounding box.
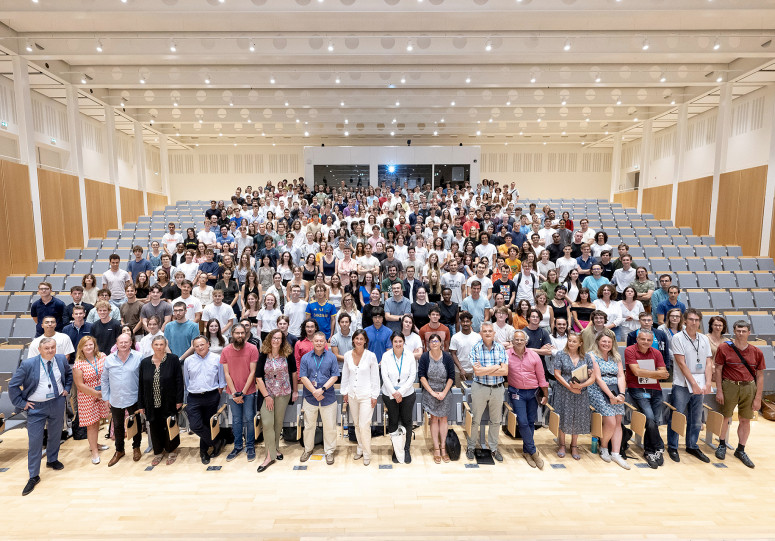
[98,444,110,451]
[91,456,101,465]
[600,448,611,463]
[611,453,631,470]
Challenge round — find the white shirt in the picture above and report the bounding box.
[467,275,493,299]
[593,298,624,328]
[28,355,64,402]
[580,229,596,244]
[202,303,236,331]
[618,300,645,334]
[177,261,199,282]
[671,332,712,389]
[257,308,282,332]
[138,330,164,358]
[449,331,481,373]
[102,268,131,301]
[611,268,636,293]
[172,295,203,322]
[284,300,308,337]
[162,232,183,254]
[28,332,75,358]
[441,271,466,304]
[341,349,380,400]
[380,349,418,398]
[197,230,216,246]
[475,243,497,264]
[494,323,515,346]
[403,333,423,356]
[556,257,577,282]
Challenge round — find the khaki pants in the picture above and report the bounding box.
[348,396,375,459]
[467,381,504,453]
[302,399,338,455]
[260,393,291,460]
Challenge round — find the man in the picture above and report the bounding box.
[62,305,92,358]
[545,232,565,263]
[466,322,508,463]
[216,225,234,251]
[625,330,669,468]
[474,233,498,270]
[364,308,393,362]
[330,313,354,366]
[581,310,618,352]
[450,312,480,385]
[655,286,686,325]
[31,282,66,336]
[402,265,424,304]
[523,309,553,380]
[418,306,451,350]
[492,264,517,309]
[612,243,630,270]
[162,222,183,256]
[27,316,75,358]
[102,254,132,307]
[507,330,549,469]
[381,265,404,299]
[172,280,203,324]
[384,282,411,334]
[569,230,584,258]
[234,226,254,257]
[62,285,94,327]
[221,324,258,462]
[610,254,635,293]
[197,249,220,287]
[466,262,493,302]
[120,284,143,335]
[9,337,72,495]
[461,281,490,333]
[714,320,765,468]
[577,218,596,244]
[197,219,217,248]
[205,200,220,221]
[140,284,173,333]
[514,261,539,303]
[126,246,153,281]
[306,284,337,340]
[101,333,143,466]
[380,246,404,280]
[90,300,122,354]
[164,302,200,359]
[626,312,670,369]
[284,285,308,339]
[667,309,713,465]
[651,274,684,316]
[299,332,340,465]
[183,335,227,465]
[202,288,236,336]
[258,236,279,268]
[441,258,467,305]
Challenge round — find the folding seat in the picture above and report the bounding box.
[620,236,639,247]
[645,219,661,228]
[643,246,662,258]
[0,346,22,374]
[731,290,756,310]
[684,236,702,246]
[46,275,66,292]
[634,227,651,237]
[10,317,36,344]
[752,290,775,310]
[649,258,671,273]
[0,293,9,313]
[739,258,759,271]
[55,261,74,275]
[0,315,15,339]
[65,275,83,290]
[709,290,733,310]
[115,249,132,260]
[710,246,728,257]
[715,273,737,289]
[679,228,694,236]
[758,345,775,368]
[3,276,25,291]
[662,246,680,258]
[726,246,743,257]
[696,272,717,289]
[22,275,47,292]
[664,227,680,235]
[685,258,705,272]
[72,261,93,275]
[96,248,116,259]
[87,239,102,248]
[692,246,710,258]
[36,261,57,275]
[677,246,695,258]
[117,239,134,249]
[80,248,98,260]
[750,313,775,337]
[754,272,775,288]
[91,260,110,276]
[628,246,644,258]
[106,230,120,238]
[703,258,723,272]
[687,289,711,310]
[732,271,757,289]
[720,257,741,271]
[675,272,698,289]
[700,236,715,245]
[57,293,72,306]
[65,248,82,260]
[756,258,775,271]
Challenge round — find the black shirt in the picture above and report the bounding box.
[546,243,565,263]
[570,242,583,259]
[438,301,459,327]
[524,326,553,380]
[492,279,517,307]
[91,318,122,354]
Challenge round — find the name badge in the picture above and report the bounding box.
[95,385,102,391]
[511,392,520,401]
[46,392,55,399]
[695,363,703,372]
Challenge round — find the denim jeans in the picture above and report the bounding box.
[627,388,664,453]
[228,392,256,450]
[508,386,538,455]
[667,384,703,450]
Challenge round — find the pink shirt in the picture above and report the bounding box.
[507,348,548,389]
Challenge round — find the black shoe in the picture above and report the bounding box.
[654,449,665,466]
[257,460,275,473]
[200,452,211,465]
[667,448,680,463]
[276,453,284,461]
[392,452,399,464]
[644,452,658,469]
[404,450,412,464]
[45,460,64,471]
[22,476,40,496]
[211,438,225,458]
[466,448,475,460]
[734,450,755,469]
[715,445,727,461]
[686,448,710,463]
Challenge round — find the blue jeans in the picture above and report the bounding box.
[445,324,456,336]
[628,388,664,453]
[228,392,256,450]
[667,384,703,450]
[508,386,538,455]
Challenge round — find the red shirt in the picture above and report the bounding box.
[418,323,451,350]
[220,343,258,395]
[463,221,480,236]
[624,345,665,391]
[716,342,765,382]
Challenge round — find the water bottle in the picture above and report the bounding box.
[590,437,599,454]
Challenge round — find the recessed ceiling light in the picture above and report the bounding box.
[440,118,445,122]
[488,118,493,123]
[476,130,481,136]
[485,40,492,52]
[340,101,345,106]
[561,99,567,106]
[25,41,33,53]
[406,40,413,52]
[660,73,667,82]
[204,75,211,84]
[304,131,309,136]
[96,39,103,53]
[433,130,438,136]
[671,100,676,105]
[81,76,87,84]
[150,119,154,125]
[530,76,536,83]
[562,131,566,135]
[344,131,349,136]
[335,75,341,84]
[390,131,395,136]
[140,77,146,84]
[261,132,266,136]
[296,119,300,123]
[595,74,602,83]
[249,40,255,52]
[633,117,639,121]
[400,75,406,84]
[642,38,649,51]
[450,101,455,106]
[395,101,400,106]
[173,101,178,107]
[229,102,234,107]
[616,99,622,105]
[537,118,542,123]
[344,119,348,124]
[199,119,203,123]
[716,75,723,82]
[605,131,609,135]
[392,118,396,123]
[169,40,176,52]
[506,101,511,106]
[270,76,276,84]
[713,37,720,50]
[284,101,289,106]
[176,132,180,136]
[120,101,125,107]
[247,118,252,123]
[327,39,334,52]
[563,39,571,51]
[465,76,471,84]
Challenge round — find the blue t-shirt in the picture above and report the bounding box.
[576,256,594,272]
[655,299,687,320]
[198,261,220,286]
[461,295,490,332]
[306,302,337,339]
[163,320,200,358]
[365,324,393,361]
[127,258,153,280]
[581,276,611,301]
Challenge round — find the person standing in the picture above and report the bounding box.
[450,312,480,385]
[341,330,380,466]
[381,332,418,464]
[419,333,455,464]
[221,324,259,463]
[714,320,765,468]
[72,336,111,464]
[552,332,594,460]
[465,322,508,463]
[299,332,340,465]
[9,338,72,496]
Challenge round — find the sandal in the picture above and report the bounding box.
[557,445,566,458]
[571,446,581,460]
[433,447,441,464]
[441,446,450,463]
[151,454,164,467]
[166,452,178,466]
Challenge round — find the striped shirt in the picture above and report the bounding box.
[470,340,508,386]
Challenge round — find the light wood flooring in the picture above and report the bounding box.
[1,419,774,540]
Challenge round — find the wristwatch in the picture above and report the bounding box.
[233,391,243,397]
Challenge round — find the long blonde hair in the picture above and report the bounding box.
[563,331,586,357]
[589,331,620,362]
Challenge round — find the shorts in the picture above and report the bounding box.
[721,379,756,419]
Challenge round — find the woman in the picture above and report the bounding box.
[431,237,450,271]
[593,284,624,340]
[277,251,294,285]
[242,292,261,332]
[540,268,560,300]
[361,287,383,329]
[632,266,655,312]
[591,231,612,259]
[419,333,455,464]
[301,253,317,290]
[587,333,629,469]
[255,329,298,472]
[82,273,98,305]
[400,315,423,360]
[319,243,337,284]
[137,336,184,466]
[550,286,570,325]
[618,286,644,337]
[328,274,343,310]
[158,269,178,301]
[193,273,214,308]
[561,211,574,233]
[215,268,240,312]
[381,333,418,464]
[341,330,380,466]
[138,316,165,358]
[337,293,362,331]
[563,268,582,303]
[194,242,208,264]
[513,299,531,329]
[462,254,476,280]
[344,270,361,310]
[425,270,443,303]
[148,241,162,268]
[489,293,509,323]
[256,293,282,341]
[183,228,198,251]
[571,287,595,332]
[177,250,199,282]
[552,332,594,460]
[241,270,260,313]
[393,235,409,262]
[707,316,728,367]
[423,253,441,282]
[359,271,378,307]
[134,272,150,301]
[285,266,307,302]
[235,251,253,286]
[536,250,556,283]
[410,286,433,329]
[73,336,111,464]
[257,255,275,293]
[533,290,554,331]
[205,319,226,356]
[263,272,286,311]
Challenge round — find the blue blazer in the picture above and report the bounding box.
[8,354,73,412]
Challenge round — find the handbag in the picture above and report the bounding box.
[761,395,775,422]
[445,428,461,461]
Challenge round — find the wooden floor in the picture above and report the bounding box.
[1,420,775,540]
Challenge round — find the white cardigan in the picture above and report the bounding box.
[340,350,380,400]
[380,349,417,398]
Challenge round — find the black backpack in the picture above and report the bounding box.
[445,429,461,461]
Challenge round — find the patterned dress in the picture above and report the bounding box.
[587,353,625,416]
[422,353,453,418]
[74,354,111,426]
[552,351,593,434]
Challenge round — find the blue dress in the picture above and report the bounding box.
[587,353,625,416]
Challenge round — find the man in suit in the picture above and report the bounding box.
[9,337,73,496]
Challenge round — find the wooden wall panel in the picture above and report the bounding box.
[641,184,673,221]
[770,191,775,258]
[675,176,712,236]
[120,187,145,226]
[85,178,117,239]
[715,165,767,256]
[613,190,638,209]
[147,192,168,214]
[0,160,38,279]
[37,169,84,260]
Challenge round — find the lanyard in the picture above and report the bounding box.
[313,353,325,381]
[393,350,404,379]
[682,331,701,357]
[86,357,100,379]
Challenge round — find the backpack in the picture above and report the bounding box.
[445,429,461,461]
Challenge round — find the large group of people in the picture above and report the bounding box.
[8,177,767,496]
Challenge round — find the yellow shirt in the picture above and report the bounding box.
[505,257,521,277]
